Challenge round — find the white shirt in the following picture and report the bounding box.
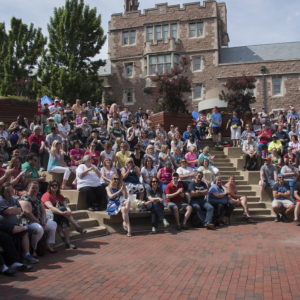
[176,166,195,181]
[76,164,101,190]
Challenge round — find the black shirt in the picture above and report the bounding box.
[188,181,208,202]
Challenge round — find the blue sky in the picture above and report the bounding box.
[0,0,299,59]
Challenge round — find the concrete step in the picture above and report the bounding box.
[216,167,237,172]
[68,203,77,211]
[69,225,108,240]
[219,171,241,176]
[246,196,261,202]
[220,176,243,181]
[232,215,275,222]
[233,208,271,215]
[213,163,234,167]
[234,180,248,185]
[236,190,257,196]
[247,202,266,208]
[71,210,89,220]
[236,185,252,190]
[76,218,99,228]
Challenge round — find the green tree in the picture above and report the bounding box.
[38,0,106,102]
[219,76,256,114]
[0,18,46,97]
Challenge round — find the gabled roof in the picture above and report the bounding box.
[220,41,300,64]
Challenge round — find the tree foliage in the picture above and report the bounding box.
[0,18,46,97]
[150,56,191,113]
[219,75,256,114]
[38,0,106,102]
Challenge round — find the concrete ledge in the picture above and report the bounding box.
[223,147,243,158]
[241,171,260,184]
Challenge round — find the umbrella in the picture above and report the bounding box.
[40,95,53,106]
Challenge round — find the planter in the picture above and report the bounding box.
[151,112,193,133]
[0,97,37,125]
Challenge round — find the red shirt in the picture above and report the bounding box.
[84,150,100,166]
[28,134,45,147]
[38,105,43,116]
[165,182,184,204]
[41,192,65,207]
[258,129,272,144]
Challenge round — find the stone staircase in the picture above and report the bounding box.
[49,145,275,240]
[211,148,274,221]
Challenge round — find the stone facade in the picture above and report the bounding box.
[104,1,300,113]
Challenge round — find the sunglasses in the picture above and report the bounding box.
[152,180,158,183]
[113,178,119,181]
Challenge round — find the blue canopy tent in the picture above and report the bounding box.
[40,95,53,106]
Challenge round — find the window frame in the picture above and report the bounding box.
[123,88,135,105]
[193,83,203,100]
[124,62,134,78]
[192,56,202,72]
[189,22,204,38]
[272,77,282,96]
[122,30,136,45]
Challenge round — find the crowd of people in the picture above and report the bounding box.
[0,97,300,276]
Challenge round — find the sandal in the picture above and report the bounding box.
[76,226,87,234]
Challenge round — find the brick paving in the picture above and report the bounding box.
[1,222,300,300]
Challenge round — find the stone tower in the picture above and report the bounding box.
[124,0,139,13]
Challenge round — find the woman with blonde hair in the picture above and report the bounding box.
[106,175,131,236]
[47,140,72,189]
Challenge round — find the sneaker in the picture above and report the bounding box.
[294,220,300,226]
[76,226,87,234]
[162,219,169,228]
[176,225,181,231]
[24,254,39,264]
[182,224,189,230]
[281,215,289,223]
[151,226,157,234]
[205,223,215,230]
[274,216,281,222]
[65,243,77,249]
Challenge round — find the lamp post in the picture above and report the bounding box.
[260,66,267,111]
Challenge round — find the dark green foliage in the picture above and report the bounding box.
[0,18,46,97]
[150,56,191,113]
[219,76,256,114]
[38,0,106,103]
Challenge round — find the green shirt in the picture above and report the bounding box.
[21,162,39,178]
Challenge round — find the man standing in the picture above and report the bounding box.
[259,158,277,202]
[210,106,222,145]
[272,173,294,222]
[72,99,83,117]
[188,171,215,229]
[293,178,300,226]
[165,173,192,230]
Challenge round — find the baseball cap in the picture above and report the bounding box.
[265,157,271,161]
[214,106,218,109]
[278,173,284,177]
[272,134,277,138]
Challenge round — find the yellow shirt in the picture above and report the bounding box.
[268,140,282,152]
[116,151,131,168]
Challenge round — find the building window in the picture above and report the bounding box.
[122,30,136,45]
[146,27,153,41]
[155,26,162,40]
[146,24,177,42]
[125,63,133,77]
[163,25,169,41]
[272,77,282,95]
[174,55,179,68]
[123,88,134,104]
[193,84,202,99]
[149,54,173,75]
[171,24,177,39]
[193,57,202,71]
[189,22,203,38]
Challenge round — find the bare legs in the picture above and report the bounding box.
[121,200,131,237]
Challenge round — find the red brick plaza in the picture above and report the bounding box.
[1,222,300,300]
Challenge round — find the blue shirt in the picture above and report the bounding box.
[230,115,241,126]
[182,130,198,141]
[208,184,228,204]
[272,183,290,200]
[211,113,222,128]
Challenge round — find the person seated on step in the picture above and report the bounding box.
[41,180,86,249]
[197,158,215,187]
[280,159,299,201]
[144,177,169,234]
[224,176,253,222]
[242,134,258,171]
[19,181,57,255]
[208,177,234,226]
[259,158,278,203]
[268,147,282,173]
[121,158,144,200]
[165,172,192,231]
[76,155,107,211]
[47,140,73,190]
[0,183,39,264]
[106,175,131,237]
[267,134,283,156]
[188,171,215,230]
[240,124,257,147]
[293,178,300,226]
[176,158,197,191]
[272,173,294,222]
[198,146,219,176]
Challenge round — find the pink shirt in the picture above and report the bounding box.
[185,152,197,168]
[69,149,84,166]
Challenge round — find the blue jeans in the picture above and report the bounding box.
[258,143,268,155]
[191,199,214,224]
[146,202,164,227]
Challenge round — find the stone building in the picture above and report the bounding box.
[101,1,300,113]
